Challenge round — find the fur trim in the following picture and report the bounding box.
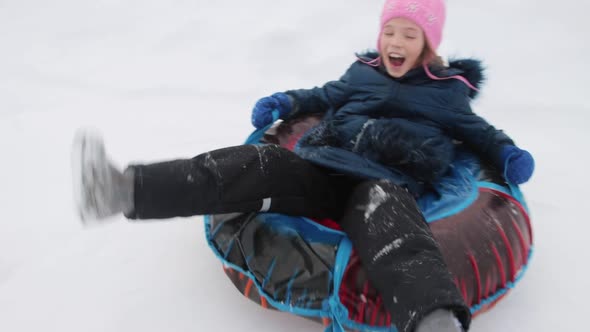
[448,59,486,98]
[356,52,486,98]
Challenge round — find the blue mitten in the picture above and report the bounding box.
[251,92,292,129]
[500,145,535,184]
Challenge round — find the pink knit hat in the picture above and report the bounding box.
[378,0,446,51]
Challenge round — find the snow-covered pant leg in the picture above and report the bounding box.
[338,180,471,332]
[125,144,346,220]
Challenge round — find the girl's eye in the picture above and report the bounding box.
[405,35,416,39]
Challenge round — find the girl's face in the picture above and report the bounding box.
[379,17,427,78]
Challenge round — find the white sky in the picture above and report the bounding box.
[0,0,588,331]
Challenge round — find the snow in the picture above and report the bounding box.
[372,239,404,263]
[0,0,588,331]
[365,184,389,220]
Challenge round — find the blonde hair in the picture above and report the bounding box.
[419,43,480,91]
[420,43,445,69]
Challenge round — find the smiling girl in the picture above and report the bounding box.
[252,0,533,189]
[73,1,534,332]
[380,17,427,78]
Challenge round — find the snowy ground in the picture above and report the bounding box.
[0,0,588,331]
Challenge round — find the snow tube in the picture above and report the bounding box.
[205,115,532,332]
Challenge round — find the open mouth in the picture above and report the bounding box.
[388,55,405,68]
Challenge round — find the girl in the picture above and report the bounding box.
[73,1,534,331]
[252,0,534,190]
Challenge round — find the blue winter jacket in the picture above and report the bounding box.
[283,54,514,193]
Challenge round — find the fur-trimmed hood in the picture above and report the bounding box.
[356,52,486,99]
[446,59,486,99]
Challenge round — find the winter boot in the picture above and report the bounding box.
[415,309,465,332]
[71,129,134,225]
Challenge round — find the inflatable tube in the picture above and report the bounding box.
[205,115,532,332]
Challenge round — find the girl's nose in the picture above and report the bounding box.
[390,34,404,47]
[387,40,403,52]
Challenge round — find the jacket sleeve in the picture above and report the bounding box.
[445,95,515,168]
[283,76,351,119]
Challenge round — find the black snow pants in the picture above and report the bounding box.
[126,144,470,332]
